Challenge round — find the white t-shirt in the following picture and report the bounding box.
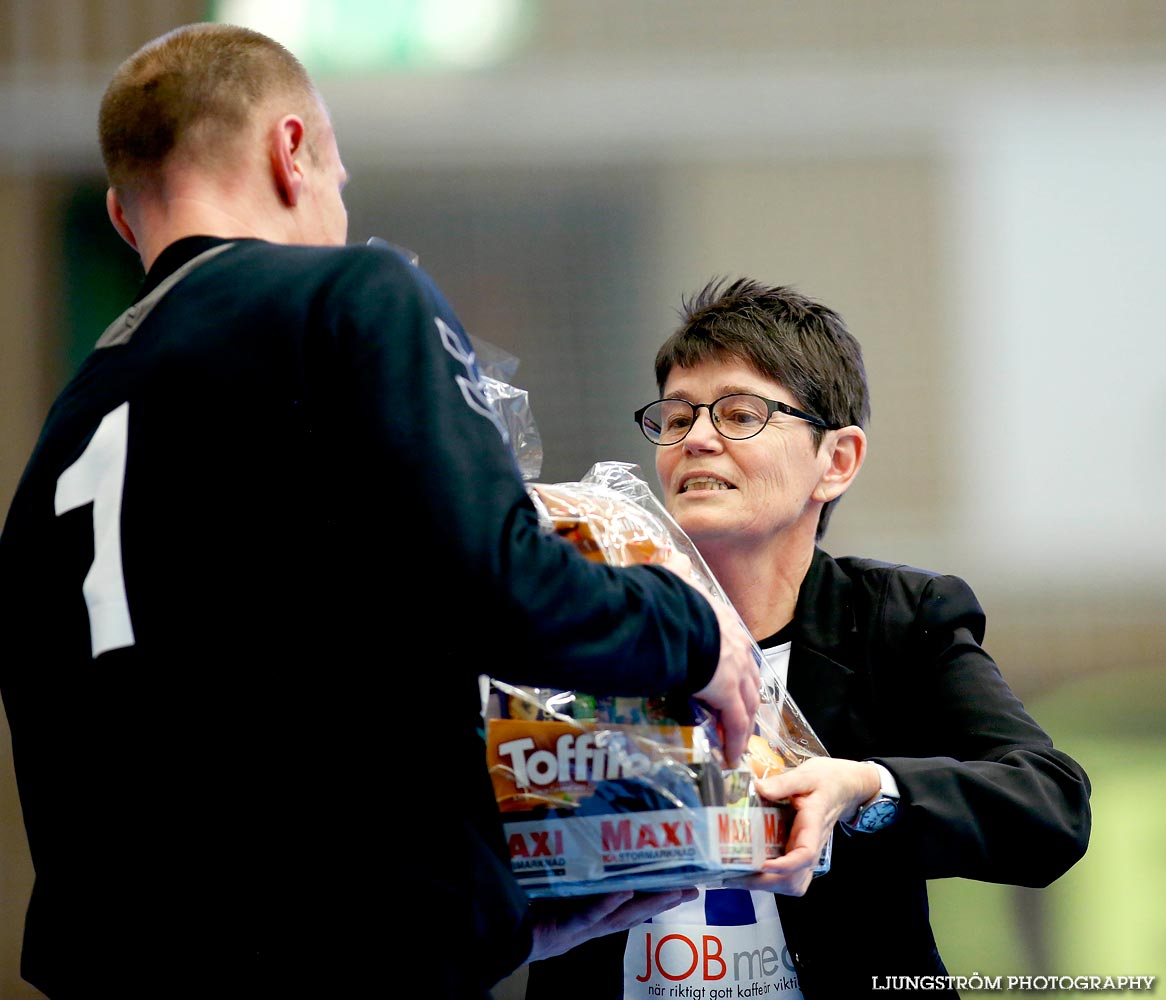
[621,642,805,999]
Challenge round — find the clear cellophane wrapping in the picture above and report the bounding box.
[483,461,831,896]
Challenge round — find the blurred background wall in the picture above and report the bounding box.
[1,1,1163,997]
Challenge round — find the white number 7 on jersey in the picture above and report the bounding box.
[55,401,136,658]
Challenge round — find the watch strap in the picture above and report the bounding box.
[841,762,900,834]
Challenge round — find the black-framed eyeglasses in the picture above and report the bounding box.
[633,393,832,446]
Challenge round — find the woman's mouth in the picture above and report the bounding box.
[680,476,735,493]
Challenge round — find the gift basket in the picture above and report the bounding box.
[483,460,833,897]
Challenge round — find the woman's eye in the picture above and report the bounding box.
[724,408,762,427]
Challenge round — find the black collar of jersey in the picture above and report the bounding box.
[136,236,251,303]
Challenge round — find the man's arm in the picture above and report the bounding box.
[525,888,699,964]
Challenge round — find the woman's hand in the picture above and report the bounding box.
[732,756,881,896]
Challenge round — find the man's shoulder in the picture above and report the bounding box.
[196,237,408,275]
[285,241,459,321]
[188,239,440,319]
[225,238,415,277]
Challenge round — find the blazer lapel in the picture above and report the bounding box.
[785,648,849,756]
[784,548,879,760]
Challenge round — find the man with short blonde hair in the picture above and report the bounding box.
[0,22,762,999]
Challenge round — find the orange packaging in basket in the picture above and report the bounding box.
[487,717,706,813]
[484,709,794,897]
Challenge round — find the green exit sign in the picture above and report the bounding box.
[211,0,532,73]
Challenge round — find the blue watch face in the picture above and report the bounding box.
[857,797,898,832]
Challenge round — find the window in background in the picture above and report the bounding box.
[211,0,533,74]
[342,165,657,485]
[950,87,1166,584]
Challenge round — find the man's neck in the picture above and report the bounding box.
[135,199,275,272]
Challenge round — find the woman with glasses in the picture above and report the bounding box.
[524,277,1091,999]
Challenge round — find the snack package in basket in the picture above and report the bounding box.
[483,461,832,897]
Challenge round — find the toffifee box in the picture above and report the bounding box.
[485,684,796,898]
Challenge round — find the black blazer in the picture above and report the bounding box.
[526,547,1092,998]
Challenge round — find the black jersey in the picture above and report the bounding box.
[0,237,719,998]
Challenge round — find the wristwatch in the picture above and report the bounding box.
[842,762,900,834]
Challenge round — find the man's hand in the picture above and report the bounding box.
[688,595,761,769]
[657,553,760,768]
[526,888,699,963]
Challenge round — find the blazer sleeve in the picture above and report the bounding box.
[872,571,1091,887]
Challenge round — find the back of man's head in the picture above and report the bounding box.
[98,22,319,198]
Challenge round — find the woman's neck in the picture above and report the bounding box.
[699,534,816,641]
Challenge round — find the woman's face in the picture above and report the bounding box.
[654,358,832,550]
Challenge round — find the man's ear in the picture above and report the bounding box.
[813,425,867,504]
[105,188,138,250]
[271,114,306,207]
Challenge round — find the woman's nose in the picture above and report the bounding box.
[684,406,723,450]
